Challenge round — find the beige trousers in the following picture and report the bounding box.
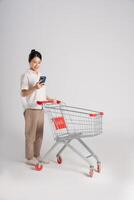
[24,109,44,160]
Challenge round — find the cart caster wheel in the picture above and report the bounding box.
[89,167,94,177]
[57,156,62,164]
[35,163,43,171]
[96,163,101,173]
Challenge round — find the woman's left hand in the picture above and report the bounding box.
[47,96,57,103]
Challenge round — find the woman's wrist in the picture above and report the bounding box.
[32,85,36,91]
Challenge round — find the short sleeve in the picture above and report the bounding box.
[20,74,29,90]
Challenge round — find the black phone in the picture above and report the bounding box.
[39,76,46,84]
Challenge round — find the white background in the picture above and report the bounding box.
[0,0,134,199]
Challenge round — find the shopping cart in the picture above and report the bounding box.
[37,100,104,177]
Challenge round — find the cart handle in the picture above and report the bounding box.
[37,100,61,105]
[89,112,104,117]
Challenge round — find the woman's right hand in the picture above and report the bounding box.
[34,82,44,90]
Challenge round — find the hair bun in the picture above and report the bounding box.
[31,49,36,53]
[28,49,42,62]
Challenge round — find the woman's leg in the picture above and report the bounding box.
[24,109,40,160]
[34,110,44,158]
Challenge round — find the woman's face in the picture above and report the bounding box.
[30,57,42,72]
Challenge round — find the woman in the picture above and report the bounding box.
[20,49,53,165]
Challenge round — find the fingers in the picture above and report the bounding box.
[35,82,45,89]
[39,83,45,88]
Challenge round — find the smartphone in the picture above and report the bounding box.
[39,76,46,84]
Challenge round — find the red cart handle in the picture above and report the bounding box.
[37,100,61,105]
[89,112,104,117]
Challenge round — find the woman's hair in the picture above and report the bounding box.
[28,49,42,62]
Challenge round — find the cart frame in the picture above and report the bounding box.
[37,101,104,177]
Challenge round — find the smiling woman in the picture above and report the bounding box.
[20,49,53,166]
[21,50,44,98]
[21,49,45,106]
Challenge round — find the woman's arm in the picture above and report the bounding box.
[21,87,36,97]
[21,82,44,97]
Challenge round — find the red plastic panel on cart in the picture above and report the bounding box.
[52,117,67,130]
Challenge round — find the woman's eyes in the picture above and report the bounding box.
[34,62,41,65]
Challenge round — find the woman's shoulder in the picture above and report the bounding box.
[20,69,29,80]
[21,69,31,76]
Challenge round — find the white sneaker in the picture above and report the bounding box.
[36,156,50,164]
[26,157,39,166]
[35,156,43,162]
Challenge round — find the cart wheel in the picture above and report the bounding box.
[96,163,101,173]
[35,163,43,171]
[57,156,62,164]
[89,167,94,177]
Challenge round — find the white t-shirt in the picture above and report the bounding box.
[20,69,46,110]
